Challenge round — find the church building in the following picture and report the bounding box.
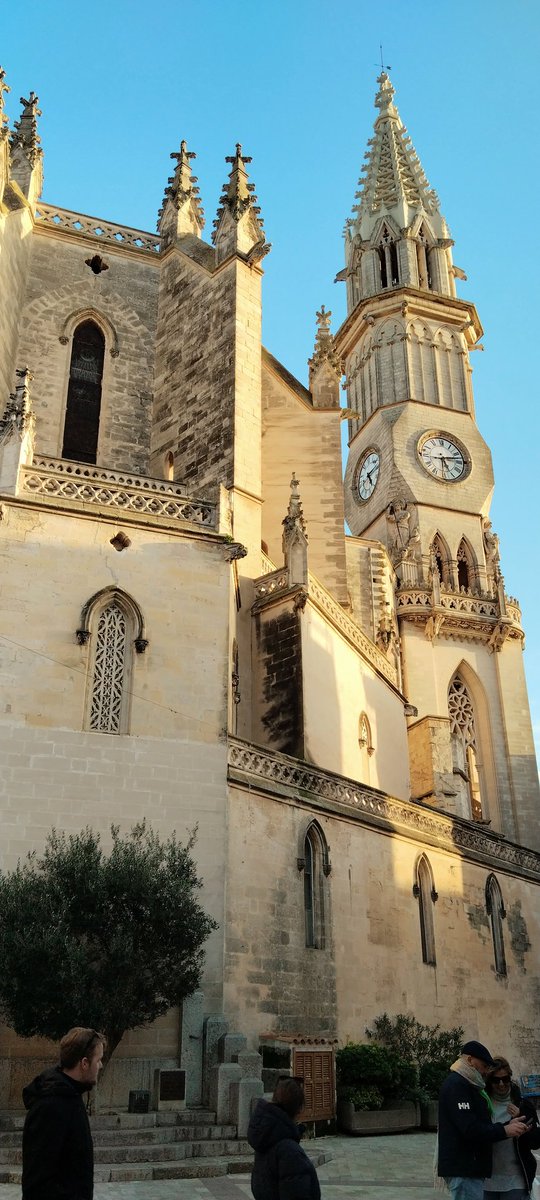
[0,64,538,1106]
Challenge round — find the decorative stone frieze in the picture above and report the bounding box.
[396,583,523,648]
[227,738,540,881]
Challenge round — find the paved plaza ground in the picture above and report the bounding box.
[3,1130,440,1200]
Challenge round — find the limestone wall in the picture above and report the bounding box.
[14,229,159,473]
[0,206,34,408]
[300,604,408,799]
[224,779,540,1074]
[262,355,348,604]
[0,500,231,1062]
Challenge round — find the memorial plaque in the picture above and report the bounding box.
[160,1070,186,1102]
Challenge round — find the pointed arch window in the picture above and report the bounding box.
[416,225,433,290]
[413,855,437,965]
[78,588,146,734]
[378,225,400,290]
[457,539,475,592]
[299,822,330,949]
[430,534,450,587]
[486,874,507,977]
[164,451,174,481]
[62,320,105,464]
[448,675,483,821]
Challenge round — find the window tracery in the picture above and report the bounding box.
[448,675,483,820]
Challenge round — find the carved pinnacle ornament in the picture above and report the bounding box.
[10,92,42,165]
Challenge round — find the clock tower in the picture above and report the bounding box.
[336,74,540,849]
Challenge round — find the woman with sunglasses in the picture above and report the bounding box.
[484,1057,540,1200]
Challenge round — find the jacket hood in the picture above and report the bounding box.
[22,1066,87,1110]
[247,1099,301,1153]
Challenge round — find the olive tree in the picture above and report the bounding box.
[0,822,217,1062]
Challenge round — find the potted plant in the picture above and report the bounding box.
[365,1013,464,1131]
[336,1043,419,1135]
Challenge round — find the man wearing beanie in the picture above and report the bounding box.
[437,1040,531,1200]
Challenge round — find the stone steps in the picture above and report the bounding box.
[0,1107,330,1184]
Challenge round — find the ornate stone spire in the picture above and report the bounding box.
[282,474,308,587]
[9,91,43,205]
[213,144,270,263]
[342,73,457,304]
[351,73,439,236]
[0,67,10,140]
[10,92,42,164]
[308,306,341,409]
[157,139,205,244]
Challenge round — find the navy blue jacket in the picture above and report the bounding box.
[438,1071,507,1179]
[247,1099,321,1200]
[22,1067,94,1200]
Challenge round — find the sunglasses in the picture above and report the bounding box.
[492,1074,511,1084]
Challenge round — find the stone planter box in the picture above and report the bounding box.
[337,1098,419,1135]
[421,1099,438,1130]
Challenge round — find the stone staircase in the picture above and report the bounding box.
[0,1108,330,1183]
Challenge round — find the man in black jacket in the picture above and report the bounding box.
[438,1039,531,1200]
[22,1027,105,1200]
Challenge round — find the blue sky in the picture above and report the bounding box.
[1,0,539,764]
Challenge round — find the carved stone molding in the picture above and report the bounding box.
[35,203,161,255]
[227,738,540,882]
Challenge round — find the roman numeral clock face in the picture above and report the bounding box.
[357,450,380,501]
[418,434,469,482]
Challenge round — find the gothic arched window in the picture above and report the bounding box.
[378,224,400,289]
[486,874,507,977]
[448,674,483,820]
[300,822,329,949]
[80,588,146,735]
[457,539,476,592]
[416,225,433,290]
[164,451,174,481]
[62,320,105,464]
[413,854,437,965]
[430,534,450,586]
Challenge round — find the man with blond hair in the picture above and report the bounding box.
[22,1027,105,1200]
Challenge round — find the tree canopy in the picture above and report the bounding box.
[0,822,217,1061]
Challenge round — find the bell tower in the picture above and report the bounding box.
[336,74,540,849]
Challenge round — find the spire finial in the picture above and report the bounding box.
[11,92,42,164]
[212,144,269,262]
[157,138,204,240]
[0,67,10,139]
[308,306,341,389]
[282,474,308,585]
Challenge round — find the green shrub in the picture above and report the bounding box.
[340,1085,384,1111]
[335,1042,415,1106]
[419,1059,450,1099]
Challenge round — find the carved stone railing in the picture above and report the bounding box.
[253,565,398,686]
[228,738,540,880]
[21,457,216,527]
[307,574,398,684]
[35,204,161,255]
[260,552,278,576]
[396,584,523,645]
[254,567,289,598]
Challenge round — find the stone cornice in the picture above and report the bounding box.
[34,203,161,257]
[227,738,540,882]
[334,287,483,359]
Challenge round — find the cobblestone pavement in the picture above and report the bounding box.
[3,1131,439,1199]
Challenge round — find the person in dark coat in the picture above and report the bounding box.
[247,1077,321,1200]
[22,1026,105,1200]
[437,1040,532,1200]
[483,1055,540,1199]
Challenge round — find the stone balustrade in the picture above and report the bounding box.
[21,457,217,528]
[35,204,161,254]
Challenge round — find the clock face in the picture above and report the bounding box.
[418,434,468,482]
[357,450,380,501]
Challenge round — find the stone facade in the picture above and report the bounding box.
[0,66,538,1105]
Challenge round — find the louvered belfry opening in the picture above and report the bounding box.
[62,320,105,463]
